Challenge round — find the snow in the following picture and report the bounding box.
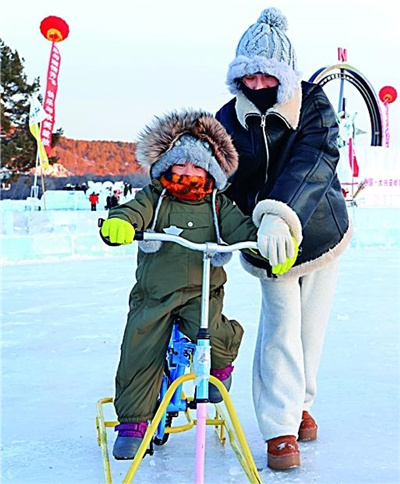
[1,204,400,484]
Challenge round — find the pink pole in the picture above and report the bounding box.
[194,402,207,484]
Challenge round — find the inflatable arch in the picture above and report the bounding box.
[309,62,383,146]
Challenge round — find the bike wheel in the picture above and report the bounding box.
[153,433,170,446]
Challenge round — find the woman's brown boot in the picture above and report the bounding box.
[267,435,300,470]
[298,411,318,441]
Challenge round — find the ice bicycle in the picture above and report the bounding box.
[95,229,262,484]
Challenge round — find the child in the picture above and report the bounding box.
[100,109,284,460]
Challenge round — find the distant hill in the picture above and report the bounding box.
[52,137,145,176]
[1,136,150,200]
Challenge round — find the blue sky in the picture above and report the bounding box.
[2,0,399,145]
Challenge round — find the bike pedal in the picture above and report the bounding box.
[188,399,197,410]
[145,439,154,456]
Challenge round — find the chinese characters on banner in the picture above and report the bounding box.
[365,178,400,188]
[40,42,61,155]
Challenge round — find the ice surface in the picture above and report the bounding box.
[1,242,400,483]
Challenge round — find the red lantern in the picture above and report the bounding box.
[40,16,69,42]
[379,86,397,104]
[38,16,69,157]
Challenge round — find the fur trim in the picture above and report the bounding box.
[138,228,163,253]
[138,240,163,253]
[240,220,353,279]
[211,252,233,267]
[235,89,302,130]
[136,110,238,186]
[154,136,227,190]
[253,199,303,244]
[227,56,302,104]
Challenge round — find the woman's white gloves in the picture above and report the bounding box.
[257,214,298,275]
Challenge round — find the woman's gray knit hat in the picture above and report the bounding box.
[136,109,238,189]
[226,7,302,104]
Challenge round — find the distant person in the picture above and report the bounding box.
[105,190,119,210]
[216,7,352,470]
[99,109,275,461]
[123,183,133,198]
[89,192,99,211]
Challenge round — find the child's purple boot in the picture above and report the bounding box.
[209,364,234,403]
[112,422,148,460]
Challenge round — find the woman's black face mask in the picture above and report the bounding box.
[241,83,279,114]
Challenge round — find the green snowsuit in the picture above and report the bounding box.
[108,181,258,423]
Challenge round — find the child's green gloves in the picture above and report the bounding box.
[271,237,299,275]
[100,218,135,245]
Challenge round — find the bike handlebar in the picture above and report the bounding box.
[98,219,258,253]
[134,231,258,253]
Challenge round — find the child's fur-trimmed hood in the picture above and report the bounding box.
[135,109,239,189]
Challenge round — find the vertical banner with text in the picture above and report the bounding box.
[40,42,61,155]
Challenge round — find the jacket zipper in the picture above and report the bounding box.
[255,114,269,203]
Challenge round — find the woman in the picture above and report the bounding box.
[216,7,352,470]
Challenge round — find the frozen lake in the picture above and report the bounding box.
[2,240,400,483]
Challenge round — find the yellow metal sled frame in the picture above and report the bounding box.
[96,373,261,484]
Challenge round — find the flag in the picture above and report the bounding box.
[29,95,49,170]
[40,42,61,155]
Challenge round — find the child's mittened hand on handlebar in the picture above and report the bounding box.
[101,218,135,245]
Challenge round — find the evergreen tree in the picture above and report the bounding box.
[0,39,61,182]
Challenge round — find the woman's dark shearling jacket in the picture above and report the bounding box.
[216,81,352,274]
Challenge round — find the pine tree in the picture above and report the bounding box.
[0,39,62,182]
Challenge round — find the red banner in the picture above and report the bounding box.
[40,42,61,155]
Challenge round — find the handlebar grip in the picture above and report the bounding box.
[97,217,121,247]
[134,231,144,241]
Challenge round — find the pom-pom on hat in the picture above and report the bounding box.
[136,109,238,189]
[226,7,302,104]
